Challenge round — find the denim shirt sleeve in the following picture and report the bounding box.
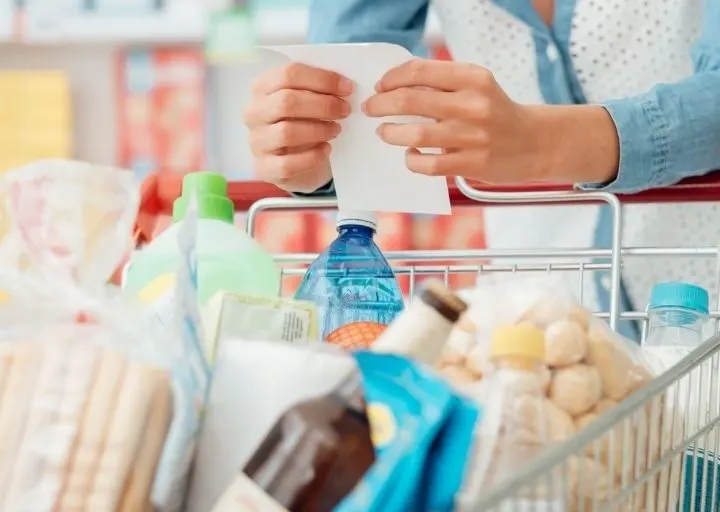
[292,0,430,198]
[579,0,720,193]
[307,0,430,53]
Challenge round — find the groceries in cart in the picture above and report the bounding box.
[0,160,207,512]
[433,275,686,511]
[294,209,405,348]
[211,279,479,512]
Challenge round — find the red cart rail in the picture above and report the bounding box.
[133,171,720,245]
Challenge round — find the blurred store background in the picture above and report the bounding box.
[0,0,485,294]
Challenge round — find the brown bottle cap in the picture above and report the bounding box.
[418,279,468,323]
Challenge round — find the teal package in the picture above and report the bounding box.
[421,393,480,511]
[335,352,481,512]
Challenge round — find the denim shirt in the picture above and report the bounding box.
[302,0,720,339]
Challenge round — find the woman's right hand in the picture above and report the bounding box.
[243,63,354,193]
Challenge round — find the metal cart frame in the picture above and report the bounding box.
[239,176,720,511]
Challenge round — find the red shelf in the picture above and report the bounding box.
[134,171,720,244]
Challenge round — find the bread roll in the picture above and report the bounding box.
[519,295,570,328]
[566,456,611,511]
[513,395,575,442]
[549,364,602,416]
[440,365,477,387]
[594,398,618,415]
[585,324,645,401]
[465,345,487,378]
[545,320,587,367]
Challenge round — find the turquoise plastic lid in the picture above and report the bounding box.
[172,172,234,224]
[648,282,709,315]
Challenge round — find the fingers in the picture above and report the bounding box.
[362,88,465,120]
[405,148,475,177]
[376,121,481,149]
[253,62,354,97]
[244,90,351,127]
[254,143,332,193]
[250,120,341,155]
[376,59,494,93]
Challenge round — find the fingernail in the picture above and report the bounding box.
[338,78,354,95]
[331,123,341,137]
[374,81,382,92]
[340,100,351,117]
[361,100,370,115]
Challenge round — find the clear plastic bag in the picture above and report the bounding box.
[0,160,207,512]
[449,275,682,511]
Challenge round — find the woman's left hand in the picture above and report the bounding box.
[362,59,619,185]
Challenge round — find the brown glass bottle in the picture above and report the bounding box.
[226,370,374,512]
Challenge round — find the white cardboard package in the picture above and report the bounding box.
[185,340,354,512]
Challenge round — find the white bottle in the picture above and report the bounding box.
[643,282,712,511]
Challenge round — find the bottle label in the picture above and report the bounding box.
[213,473,290,512]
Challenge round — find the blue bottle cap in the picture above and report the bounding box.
[648,282,709,315]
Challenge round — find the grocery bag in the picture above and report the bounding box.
[0,160,207,512]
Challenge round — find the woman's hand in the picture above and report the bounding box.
[363,59,619,185]
[243,63,354,193]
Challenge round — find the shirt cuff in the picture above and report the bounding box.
[291,180,336,197]
[576,96,670,194]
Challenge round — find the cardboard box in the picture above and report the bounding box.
[0,71,72,172]
[117,47,206,182]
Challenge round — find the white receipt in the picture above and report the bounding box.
[259,43,451,215]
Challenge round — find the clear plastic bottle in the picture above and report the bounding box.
[643,282,714,512]
[294,210,404,345]
[645,281,708,354]
[463,324,563,511]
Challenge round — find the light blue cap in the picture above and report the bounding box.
[648,282,709,315]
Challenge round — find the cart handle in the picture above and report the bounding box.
[132,170,720,247]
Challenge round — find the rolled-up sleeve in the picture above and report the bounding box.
[579,0,720,193]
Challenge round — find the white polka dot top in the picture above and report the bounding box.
[432,0,714,312]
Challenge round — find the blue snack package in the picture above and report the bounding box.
[421,392,481,511]
[336,351,481,512]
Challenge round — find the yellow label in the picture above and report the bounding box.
[366,403,396,448]
[137,273,176,303]
[0,289,8,304]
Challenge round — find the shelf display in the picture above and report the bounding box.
[0,71,72,172]
[116,47,206,182]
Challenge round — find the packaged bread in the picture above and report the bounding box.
[0,161,208,512]
[449,275,679,510]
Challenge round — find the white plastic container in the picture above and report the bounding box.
[643,282,716,511]
[124,172,280,306]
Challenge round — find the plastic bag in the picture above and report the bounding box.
[0,160,207,512]
[447,275,681,511]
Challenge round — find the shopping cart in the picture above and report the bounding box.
[136,172,720,511]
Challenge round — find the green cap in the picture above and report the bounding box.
[172,172,234,224]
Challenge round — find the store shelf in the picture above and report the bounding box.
[8,8,443,46]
